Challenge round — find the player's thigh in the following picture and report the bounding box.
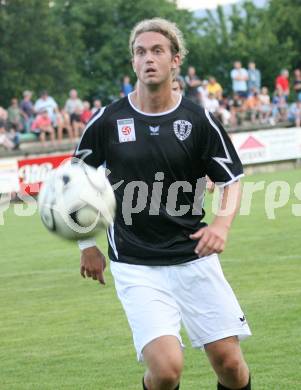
[110,261,183,361]
[143,335,183,377]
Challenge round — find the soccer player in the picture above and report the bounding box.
[75,18,252,390]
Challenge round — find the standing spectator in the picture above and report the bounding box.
[64,89,83,116]
[230,61,248,98]
[7,98,22,131]
[275,69,290,100]
[121,75,133,97]
[31,109,55,146]
[34,90,58,125]
[184,66,202,104]
[20,90,35,133]
[207,77,223,100]
[288,99,301,127]
[258,87,271,123]
[247,62,261,94]
[80,101,93,124]
[293,69,301,101]
[91,99,102,115]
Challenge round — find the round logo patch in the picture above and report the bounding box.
[173,120,192,141]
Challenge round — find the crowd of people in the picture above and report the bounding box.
[1,64,301,151]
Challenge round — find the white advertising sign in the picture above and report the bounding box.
[0,159,20,193]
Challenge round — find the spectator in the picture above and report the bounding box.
[172,77,185,95]
[34,90,58,124]
[230,61,248,98]
[207,76,223,100]
[7,98,22,131]
[70,106,85,138]
[56,108,73,144]
[204,93,220,114]
[217,99,231,126]
[229,93,244,127]
[91,99,102,115]
[197,79,208,106]
[20,90,35,133]
[184,66,202,104]
[121,75,133,97]
[80,101,93,124]
[275,69,290,100]
[0,106,8,122]
[31,109,55,146]
[0,119,19,150]
[64,89,83,116]
[288,99,301,127]
[247,62,261,94]
[243,89,261,124]
[258,87,271,123]
[272,86,288,123]
[293,69,301,101]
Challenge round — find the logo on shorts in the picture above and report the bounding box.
[117,118,136,143]
[173,120,192,141]
[239,315,247,324]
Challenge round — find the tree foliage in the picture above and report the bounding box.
[0,0,300,105]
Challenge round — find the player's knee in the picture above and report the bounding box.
[219,355,243,379]
[155,362,182,386]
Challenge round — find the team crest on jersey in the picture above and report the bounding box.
[149,125,160,135]
[117,118,136,143]
[173,120,192,141]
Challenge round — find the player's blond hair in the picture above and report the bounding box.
[129,18,187,63]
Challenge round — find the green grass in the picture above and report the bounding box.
[1,169,301,389]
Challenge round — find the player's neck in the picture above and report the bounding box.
[131,84,179,114]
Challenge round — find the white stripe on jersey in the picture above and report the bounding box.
[107,223,118,260]
[204,109,235,180]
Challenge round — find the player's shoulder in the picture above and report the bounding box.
[103,96,129,117]
[180,96,208,121]
[86,97,128,128]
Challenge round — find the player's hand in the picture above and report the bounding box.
[80,246,107,285]
[189,222,229,258]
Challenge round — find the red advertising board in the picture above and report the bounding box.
[18,154,72,194]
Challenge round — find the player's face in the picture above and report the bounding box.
[132,32,179,86]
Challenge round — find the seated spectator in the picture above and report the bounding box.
[275,69,290,100]
[31,109,55,146]
[7,98,23,131]
[230,61,248,98]
[288,100,301,127]
[207,77,223,100]
[217,98,231,126]
[0,120,19,150]
[121,75,133,97]
[64,89,83,116]
[243,90,261,124]
[247,62,261,95]
[204,93,220,114]
[56,108,73,144]
[91,99,102,115]
[172,77,185,95]
[71,106,85,138]
[293,69,301,102]
[197,80,208,106]
[20,90,35,133]
[80,101,93,124]
[34,90,58,125]
[229,93,244,127]
[0,106,8,122]
[272,86,288,123]
[258,87,271,123]
[185,66,202,104]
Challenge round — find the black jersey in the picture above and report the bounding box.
[75,94,243,266]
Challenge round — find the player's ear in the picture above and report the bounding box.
[171,53,181,70]
[131,58,136,73]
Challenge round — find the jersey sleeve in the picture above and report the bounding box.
[73,107,106,168]
[202,110,244,186]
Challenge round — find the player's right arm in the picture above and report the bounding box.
[74,107,108,284]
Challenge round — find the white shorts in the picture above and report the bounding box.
[110,254,251,361]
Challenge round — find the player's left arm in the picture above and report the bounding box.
[190,109,243,257]
[190,180,241,257]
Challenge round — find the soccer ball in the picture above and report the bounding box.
[38,161,116,240]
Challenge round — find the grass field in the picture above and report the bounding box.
[1,169,301,389]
